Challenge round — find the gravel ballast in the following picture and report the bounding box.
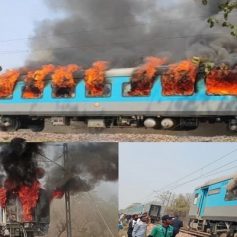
[0,131,237,142]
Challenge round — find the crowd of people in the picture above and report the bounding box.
[119,213,183,237]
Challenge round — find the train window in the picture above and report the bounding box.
[51,85,76,98]
[122,83,151,97]
[193,194,199,204]
[0,95,13,99]
[22,86,44,99]
[160,73,195,96]
[85,83,111,97]
[225,189,237,201]
[208,188,221,196]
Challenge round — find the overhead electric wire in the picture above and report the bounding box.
[0,15,210,43]
[0,31,223,55]
[87,192,115,237]
[156,147,237,193]
[168,164,237,192]
[36,151,65,170]
[165,158,237,191]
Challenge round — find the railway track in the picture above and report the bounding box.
[180,228,211,237]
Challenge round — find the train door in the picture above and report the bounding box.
[198,187,208,217]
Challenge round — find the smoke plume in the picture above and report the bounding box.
[0,140,118,195]
[0,138,42,188]
[26,0,237,67]
[227,175,237,192]
[44,142,118,194]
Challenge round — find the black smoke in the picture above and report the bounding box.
[45,143,118,194]
[26,0,237,67]
[0,138,41,188]
[0,140,118,195]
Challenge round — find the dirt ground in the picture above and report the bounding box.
[118,232,195,237]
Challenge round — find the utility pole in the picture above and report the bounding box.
[63,143,72,237]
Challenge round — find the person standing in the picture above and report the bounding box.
[128,214,139,237]
[148,215,174,237]
[171,215,183,237]
[132,216,148,237]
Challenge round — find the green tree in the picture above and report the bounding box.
[202,0,237,37]
[167,194,192,218]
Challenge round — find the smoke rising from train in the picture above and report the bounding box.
[26,0,237,67]
[0,140,118,194]
[0,138,42,188]
[45,143,118,194]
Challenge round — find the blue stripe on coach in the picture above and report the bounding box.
[0,76,236,104]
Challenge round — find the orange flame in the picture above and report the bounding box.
[18,181,41,222]
[206,65,237,95]
[0,188,7,208]
[85,61,108,96]
[129,57,166,96]
[51,190,64,200]
[51,64,80,97]
[23,65,55,99]
[161,59,198,96]
[0,70,20,98]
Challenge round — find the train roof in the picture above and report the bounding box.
[106,68,135,77]
[105,66,169,77]
[195,174,235,190]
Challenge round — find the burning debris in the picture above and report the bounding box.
[129,57,166,96]
[161,60,198,96]
[51,64,80,98]
[85,61,109,96]
[0,70,20,98]
[206,64,237,96]
[22,65,55,99]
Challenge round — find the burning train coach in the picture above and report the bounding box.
[0,138,63,237]
[0,57,237,132]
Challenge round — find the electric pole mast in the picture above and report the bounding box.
[63,143,72,237]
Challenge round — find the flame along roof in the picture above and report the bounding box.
[195,174,235,190]
[105,66,169,77]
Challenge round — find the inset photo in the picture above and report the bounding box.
[0,139,118,237]
[119,143,237,237]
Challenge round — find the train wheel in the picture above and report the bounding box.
[227,119,237,132]
[29,119,45,132]
[0,117,20,131]
[160,118,176,130]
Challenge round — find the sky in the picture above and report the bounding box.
[119,143,237,209]
[0,0,61,70]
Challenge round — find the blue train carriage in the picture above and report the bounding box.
[0,67,237,131]
[189,175,237,237]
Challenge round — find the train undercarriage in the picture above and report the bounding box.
[189,218,237,237]
[0,115,237,132]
